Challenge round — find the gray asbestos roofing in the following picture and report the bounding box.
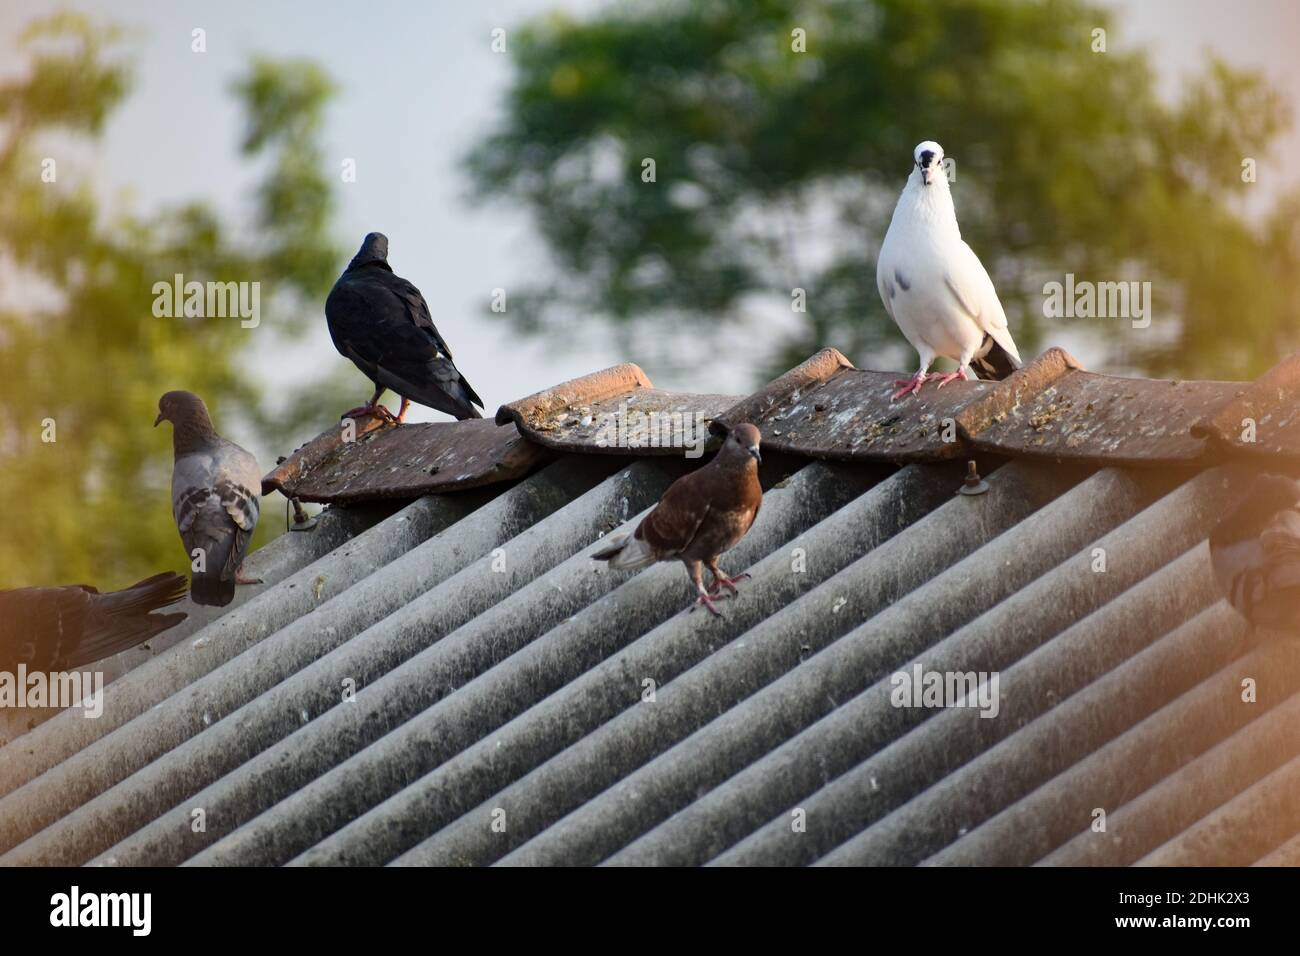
[1,448,1297,866]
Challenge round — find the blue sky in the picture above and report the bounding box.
[3,0,1299,423]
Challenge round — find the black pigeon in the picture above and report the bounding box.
[1209,473,1300,633]
[0,573,188,672]
[326,232,484,423]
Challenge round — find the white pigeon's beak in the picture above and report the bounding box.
[920,164,935,186]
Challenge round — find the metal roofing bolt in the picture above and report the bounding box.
[286,495,318,532]
[958,460,989,496]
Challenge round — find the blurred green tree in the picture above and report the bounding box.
[0,13,342,588]
[466,0,1297,382]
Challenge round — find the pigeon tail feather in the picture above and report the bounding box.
[446,376,485,419]
[972,334,1022,380]
[66,611,188,669]
[592,532,657,570]
[189,573,236,608]
[61,572,190,668]
[97,572,189,616]
[374,365,483,421]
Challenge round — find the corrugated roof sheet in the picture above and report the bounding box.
[2,349,1299,867]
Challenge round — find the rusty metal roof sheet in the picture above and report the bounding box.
[264,348,1300,505]
[263,415,553,504]
[711,347,1250,467]
[713,348,993,462]
[959,349,1243,466]
[496,363,739,456]
[1190,351,1300,461]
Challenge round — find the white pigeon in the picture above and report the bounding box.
[876,140,1022,399]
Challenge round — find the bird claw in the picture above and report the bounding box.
[708,572,751,597]
[890,374,929,400]
[235,573,263,586]
[690,592,724,617]
[931,370,964,390]
[341,403,398,425]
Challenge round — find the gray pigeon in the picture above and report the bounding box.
[0,573,187,672]
[326,232,484,423]
[1210,473,1300,633]
[155,391,261,607]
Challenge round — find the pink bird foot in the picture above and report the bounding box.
[890,373,930,400]
[930,369,965,389]
[340,402,397,424]
[708,572,752,597]
[690,592,725,617]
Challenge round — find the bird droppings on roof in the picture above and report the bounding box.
[4,348,1300,867]
[498,362,738,456]
[1192,350,1300,460]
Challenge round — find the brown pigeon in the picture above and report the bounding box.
[0,573,187,672]
[155,391,262,607]
[1210,472,1300,633]
[592,423,763,616]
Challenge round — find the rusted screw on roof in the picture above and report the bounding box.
[291,497,317,530]
[958,460,989,497]
[284,495,318,532]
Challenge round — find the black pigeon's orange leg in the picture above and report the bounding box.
[342,384,397,423]
[395,396,411,423]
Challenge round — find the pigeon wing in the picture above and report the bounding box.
[327,274,483,417]
[945,241,1021,363]
[380,275,486,412]
[215,442,261,578]
[173,442,260,582]
[875,245,898,324]
[68,573,188,668]
[325,280,395,379]
[385,274,458,359]
[637,471,713,560]
[0,587,91,671]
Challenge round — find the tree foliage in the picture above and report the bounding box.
[0,14,342,588]
[467,0,1297,381]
